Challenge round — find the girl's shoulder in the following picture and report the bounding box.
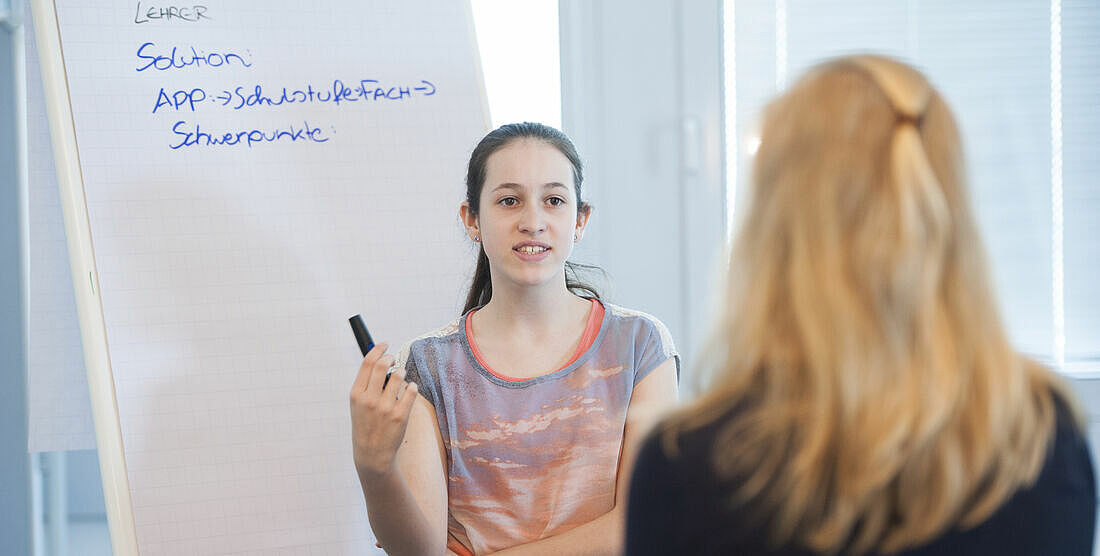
[600,300,660,320]
[600,301,677,347]
[392,316,469,409]
[393,315,466,368]
[599,301,680,379]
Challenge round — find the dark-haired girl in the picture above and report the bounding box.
[350,123,680,555]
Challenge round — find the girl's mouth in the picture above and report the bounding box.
[513,243,551,261]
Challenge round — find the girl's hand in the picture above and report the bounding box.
[350,343,419,479]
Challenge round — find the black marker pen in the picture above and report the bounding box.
[349,314,374,355]
[349,314,397,388]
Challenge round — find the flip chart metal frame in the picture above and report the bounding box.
[30,0,139,553]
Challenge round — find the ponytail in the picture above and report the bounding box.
[463,247,493,314]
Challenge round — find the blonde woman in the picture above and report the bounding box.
[625,55,1095,555]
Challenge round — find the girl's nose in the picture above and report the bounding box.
[518,205,546,234]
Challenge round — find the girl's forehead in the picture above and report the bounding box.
[484,139,574,186]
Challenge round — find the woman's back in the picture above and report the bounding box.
[627,394,1095,555]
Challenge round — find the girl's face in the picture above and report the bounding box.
[462,139,589,292]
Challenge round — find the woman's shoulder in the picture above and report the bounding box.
[1028,382,1096,500]
[906,392,1097,555]
[638,403,740,480]
[629,408,744,544]
[1038,390,1095,494]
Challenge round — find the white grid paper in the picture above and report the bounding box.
[48,1,487,553]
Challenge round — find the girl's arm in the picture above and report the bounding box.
[363,396,450,555]
[352,346,449,555]
[488,358,680,556]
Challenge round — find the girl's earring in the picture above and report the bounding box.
[574,234,579,242]
[474,235,480,242]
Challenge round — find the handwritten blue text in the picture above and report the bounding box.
[152,79,436,113]
[136,42,252,72]
[168,120,329,149]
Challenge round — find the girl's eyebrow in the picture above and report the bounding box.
[490,182,568,192]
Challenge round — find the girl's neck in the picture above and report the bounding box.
[475,279,589,335]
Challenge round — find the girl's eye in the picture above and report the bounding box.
[547,197,566,206]
[499,197,518,207]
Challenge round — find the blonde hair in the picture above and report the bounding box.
[666,55,1078,554]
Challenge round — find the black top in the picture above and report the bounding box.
[626,399,1096,555]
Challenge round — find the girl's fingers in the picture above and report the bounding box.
[352,342,388,393]
[364,353,396,395]
[398,382,418,414]
[394,381,419,423]
[378,366,407,409]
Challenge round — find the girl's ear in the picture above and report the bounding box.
[574,203,592,242]
[459,202,480,241]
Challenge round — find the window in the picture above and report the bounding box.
[723,0,1100,374]
[470,0,562,129]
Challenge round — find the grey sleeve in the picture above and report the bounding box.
[634,316,680,387]
[397,341,437,407]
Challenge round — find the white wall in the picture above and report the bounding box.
[559,0,726,378]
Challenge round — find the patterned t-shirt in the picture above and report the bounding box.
[395,300,679,555]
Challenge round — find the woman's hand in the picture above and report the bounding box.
[350,343,419,480]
